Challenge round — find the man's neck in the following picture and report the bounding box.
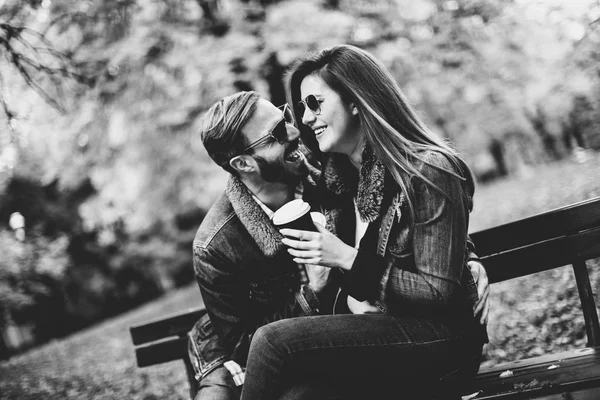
[241,178,296,211]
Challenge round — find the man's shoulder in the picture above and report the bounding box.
[193,192,239,250]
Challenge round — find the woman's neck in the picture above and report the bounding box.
[347,135,365,170]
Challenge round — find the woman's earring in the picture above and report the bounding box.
[352,106,358,116]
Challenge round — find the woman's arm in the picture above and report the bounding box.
[386,153,470,306]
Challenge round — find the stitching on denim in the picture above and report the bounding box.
[285,334,465,354]
[193,211,236,250]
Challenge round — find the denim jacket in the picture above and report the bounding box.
[320,148,483,335]
[188,164,348,381]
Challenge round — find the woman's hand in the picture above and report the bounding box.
[280,222,358,271]
[347,295,381,314]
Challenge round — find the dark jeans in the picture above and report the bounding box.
[240,314,482,400]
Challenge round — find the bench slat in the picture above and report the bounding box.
[135,336,188,367]
[473,386,600,400]
[471,197,600,257]
[463,347,600,399]
[479,227,600,284]
[130,307,206,345]
[474,347,597,374]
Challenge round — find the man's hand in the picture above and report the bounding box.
[468,260,490,325]
[305,263,331,293]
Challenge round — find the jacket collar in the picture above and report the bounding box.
[224,160,321,258]
[320,146,387,223]
[225,176,285,258]
[356,145,387,223]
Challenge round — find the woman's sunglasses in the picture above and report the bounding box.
[297,95,323,116]
[242,104,294,153]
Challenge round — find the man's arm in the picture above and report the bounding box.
[194,243,337,357]
[467,256,490,325]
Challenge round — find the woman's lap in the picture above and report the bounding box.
[242,314,481,399]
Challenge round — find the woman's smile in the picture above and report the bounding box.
[300,75,360,155]
[313,126,327,137]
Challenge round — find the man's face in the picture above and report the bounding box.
[241,98,308,184]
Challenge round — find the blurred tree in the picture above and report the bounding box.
[0,1,91,117]
[195,0,230,35]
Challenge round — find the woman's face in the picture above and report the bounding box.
[299,75,361,155]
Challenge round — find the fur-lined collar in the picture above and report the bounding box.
[224,160,321,258]
[225,176,285,258]
[320,146,387,223]
[356,145,387,223]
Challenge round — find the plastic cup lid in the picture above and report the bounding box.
[272,199,311,225]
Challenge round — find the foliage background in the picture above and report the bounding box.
[0,0,599,387]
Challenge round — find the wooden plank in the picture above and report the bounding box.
[524,386,600,400]
[478,227,600,284]
[471,386,600,400]
[475,348,598,375]
[462,347,600,399]
[135,336,188,367]
[130,307,206,345]
[573,261,600,346]
[471,197,600,257]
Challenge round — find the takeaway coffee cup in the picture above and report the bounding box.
[272,199,324,233]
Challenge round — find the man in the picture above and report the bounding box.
[188,91,490,399]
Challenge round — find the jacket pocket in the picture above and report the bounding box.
[248,281,272,304]
[187,311,228,381]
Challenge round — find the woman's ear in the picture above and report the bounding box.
[229,155,254,174]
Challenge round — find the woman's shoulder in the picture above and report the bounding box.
[414,148,475,200]
[414,149,457,176]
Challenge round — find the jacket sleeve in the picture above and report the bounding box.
[194,245,248,358]
[193,244,331,360]
[386,153,470,306]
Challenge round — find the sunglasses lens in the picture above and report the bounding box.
[273,120,288,144]
[306,95,320,113]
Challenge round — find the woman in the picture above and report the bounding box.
[240,45,486,400]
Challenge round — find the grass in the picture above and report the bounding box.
[0,286,202,400]
[1,152,599,399]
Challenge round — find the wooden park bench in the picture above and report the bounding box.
[130,196,600,400]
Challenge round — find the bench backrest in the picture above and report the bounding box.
[130,308,206,367]
[470,196,600,345]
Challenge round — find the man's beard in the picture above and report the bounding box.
[253,155,308,185]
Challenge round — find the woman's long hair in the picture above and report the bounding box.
[286,44,474,216]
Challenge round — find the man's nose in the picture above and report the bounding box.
[286,123,301,142]
[301,107,316,127]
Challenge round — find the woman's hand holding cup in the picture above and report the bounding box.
[272,199,358,271]
[280,222,356,271]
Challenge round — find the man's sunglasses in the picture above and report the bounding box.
[242,104,294,153]
[297,94,323,116]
